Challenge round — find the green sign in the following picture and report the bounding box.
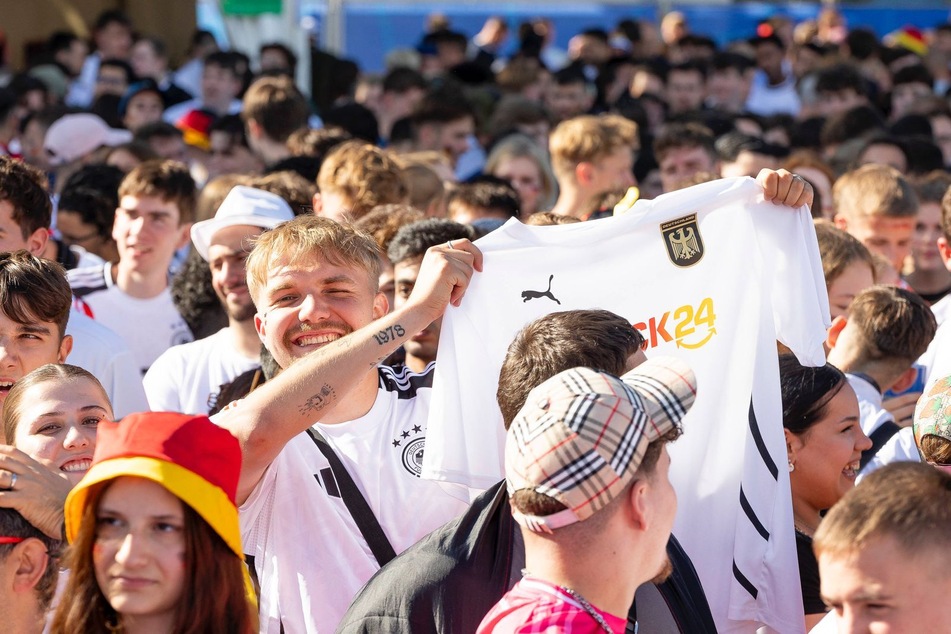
[222,0,282,16]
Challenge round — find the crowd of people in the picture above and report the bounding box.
[0,4,949,633]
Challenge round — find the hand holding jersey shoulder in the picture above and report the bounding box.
[405,240,483,321]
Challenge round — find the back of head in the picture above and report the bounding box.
[118,159,196,224]
[832,163,917,221]
[548,114,638,180]
[814,462,951,564]
[814,63,866,97]
[446,178,520,222]
[245,214,382,306]
[0,157,51,239]
[242,76,310,143]
[497,309,644,428]
[846,285,936,370]
[0,251,71,339]
[316,141,407,220]
[400,161,445,212]
[386,218,474,266]
[353,204,425,252]
[813,219,875,289]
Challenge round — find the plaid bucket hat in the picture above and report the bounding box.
[506,357,697,533]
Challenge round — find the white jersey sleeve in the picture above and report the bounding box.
[426,177,826,634]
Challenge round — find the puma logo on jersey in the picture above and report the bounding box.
[521,274,561,305]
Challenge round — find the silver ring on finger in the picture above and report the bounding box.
[447,240,454,250]
[7,472,16,491]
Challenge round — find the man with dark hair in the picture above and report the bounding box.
[66,9,134,108]
[410,92,477,168]
[446,178,520,224]
[242,75,310,167]
[666,60,707,115]
[133,121,188,163]
[653,122,719,192]
[0,509,60,633]
[164,51,244,123]
[890,64,934,122]
[545,66,595,124]
[814,63,869,118]
[746,34,800,116]
[716,131,787,178]
[208,114,264,178]
[260,43,298,77]
[386,219,475,373]
[706,52,755,113]
[129,36,192,108]
[374,67,428,143]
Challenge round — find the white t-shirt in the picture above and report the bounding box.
[847,374,894,437]
[427,177,829,634]
[65,307,149,418]
[143,327,260,415]
[859,427,920,480]
[68,263,193,374]
[231,364,469,634]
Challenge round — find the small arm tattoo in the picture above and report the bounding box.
[372,324,406,345]
[298,384,336,416]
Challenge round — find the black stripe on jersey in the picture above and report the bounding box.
[739,485,770,541]
[315,467,341,498]
[68,266,108,297]
[733,560,758,599]
[378,363,434,399]
[748,400,778,480]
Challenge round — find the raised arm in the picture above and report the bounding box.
[756,168,814,210]
[216,240,482,503]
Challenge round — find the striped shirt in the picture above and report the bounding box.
[478,576,626,633]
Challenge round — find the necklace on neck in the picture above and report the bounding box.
[522,569,614,633]
[794,518,815,537]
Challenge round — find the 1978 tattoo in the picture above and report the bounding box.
[373,324,405,345]
[298,383,336,416]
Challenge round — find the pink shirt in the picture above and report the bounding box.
[478,576,627,634]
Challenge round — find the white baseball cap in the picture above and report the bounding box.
[190,186,295,261]
[43,113,133,166]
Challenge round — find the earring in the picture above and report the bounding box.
[788,461,795,473]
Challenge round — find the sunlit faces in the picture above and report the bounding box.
[0,313,71,407]
[492,156,544,217]
[12,377,110,485]
[208,225,261,323]
[113,195,192,276]
[913,202,944,273]
[786,384,871,517]
[122,91,164,133]
[839,215,915,272]
[659,146,718,193]
[827,260,875,319]
[819,536,951,633]
[587,146,635,195]
[254,254,387,370]
[0,200,45,255]
[207,131,262,179]
[93,477,186,632]
[393,256,439,369]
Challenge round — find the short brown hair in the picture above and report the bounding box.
[497,309,644,429]
[832,163,918,221]
[248,172,315,216]
[118,159,196,224]
[846,285,936,374]
[246,215,382,307]
[316,141,407,220]
[400,162,445,213]
[919,434,951,465]
[813,219,875,289]
[353,204,425,252]
[814,462,951,563]
[548,114,638,181]
[0,156,51,239]
[525,211,581,226]
[242,76,310,143]
[0,251,71,338]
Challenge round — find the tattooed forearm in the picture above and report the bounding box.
[298,384,336,416]
[372,324,406,345]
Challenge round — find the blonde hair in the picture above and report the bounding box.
[548,114,639,181]
[316,141,407,220]
[832,163,918,220]
[485,134,558,212]
[246,215,382,306]
[813,219,875,289]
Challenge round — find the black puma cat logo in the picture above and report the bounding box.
[522,274,561,305]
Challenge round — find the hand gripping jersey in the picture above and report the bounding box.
[425,177,829,634]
